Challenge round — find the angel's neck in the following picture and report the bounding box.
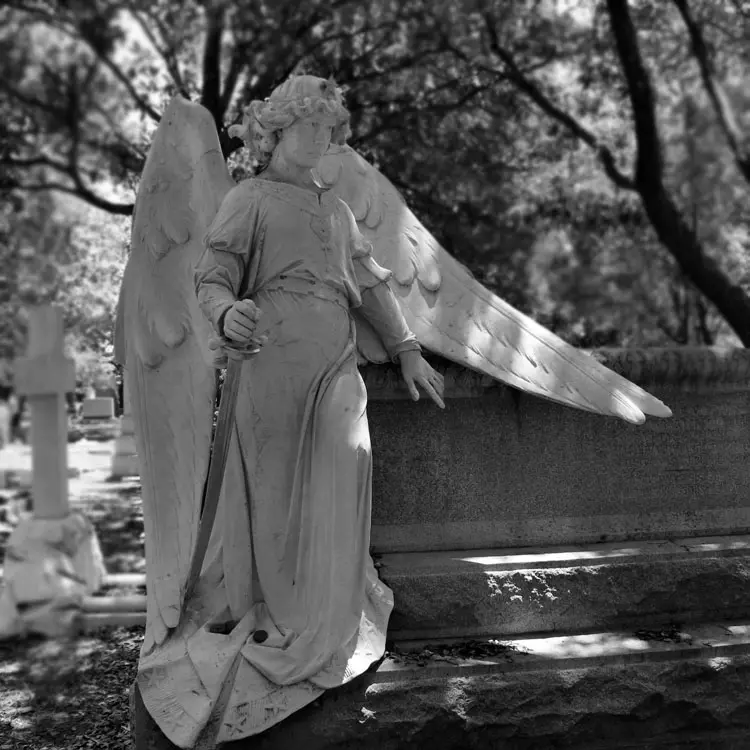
[265,150,317,191]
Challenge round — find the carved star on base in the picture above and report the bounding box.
[263,691,288,719]
[223,714,248,738]
[158,706,186,735]
[140,665,168,689]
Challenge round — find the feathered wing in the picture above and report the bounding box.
[115,97,234,647]
[317,145,671,424]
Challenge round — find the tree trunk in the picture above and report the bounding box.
[638,185,750,345]
[605,0,750,346]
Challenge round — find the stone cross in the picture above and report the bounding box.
[0,304,106,639]
[13,306,75,518]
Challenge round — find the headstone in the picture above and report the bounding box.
[110,382,139,479]
[81,396,116,420]
[0,305,106,639]
[0,400,10,448]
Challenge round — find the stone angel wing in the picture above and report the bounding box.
[114,97,234,648]
[317,146,671,423]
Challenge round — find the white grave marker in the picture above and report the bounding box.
[81,396,116,420]
[111,381,139,479]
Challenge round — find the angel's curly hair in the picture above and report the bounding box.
[228,75,351,169]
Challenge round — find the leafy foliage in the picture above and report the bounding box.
[1,0,749,351]
[0,190,127,387]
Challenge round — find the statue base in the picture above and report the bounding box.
[131,682,180,750]
[131,635,750,750]
[0,511,106,639]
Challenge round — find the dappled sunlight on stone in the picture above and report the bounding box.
[514,631,652,660]
[459,547,646,567]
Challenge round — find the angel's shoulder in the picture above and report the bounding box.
[206,179,268,252]
[220,178,266,209]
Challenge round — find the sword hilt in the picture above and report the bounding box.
[221,337,263,361]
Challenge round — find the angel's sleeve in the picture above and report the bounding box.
[194,183,260,335]
[342,202,421,362]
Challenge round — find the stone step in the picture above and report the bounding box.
[134,621,750,749]
[387,621,750,679]
[379,534,750,640]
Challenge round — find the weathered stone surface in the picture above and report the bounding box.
[381,540,750,639]
[0,511,106,639]
[109,350,750,553]
[132,655,750,749]
[362,353,750,553]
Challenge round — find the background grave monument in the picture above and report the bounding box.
[0,305,106,637]
[80,396,116,421]
[110,382,139,479]
[0,305,145,638]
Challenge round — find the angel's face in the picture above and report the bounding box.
[278,113,336,169]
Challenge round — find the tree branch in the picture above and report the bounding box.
[5,3,161,122]
[595,0,750,345]
[2,77,136,216]
[475,14,636,191]
[672,0,750,183]
[2,155,70,172]
[605,0,663,192]
[4,179,133,214]
[0,78,68,120]
[354,84,491,147]
[74,27,161,123]
[201,5,225,118]
[219,45,247,116]
[127,6,191,100]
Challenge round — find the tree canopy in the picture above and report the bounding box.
[1,0,749,356]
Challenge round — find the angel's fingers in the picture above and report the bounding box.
[404,375,420,401]
[233,311,259,328]
[429,370,445,391]
[225,328,252,344]
[435,379,445,399]
[236,300,262,321]
[226,319,255,337]
[420,377,445,409]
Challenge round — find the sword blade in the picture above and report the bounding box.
[183,353,246,607]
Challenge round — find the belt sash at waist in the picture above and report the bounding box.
[257,277,351,311]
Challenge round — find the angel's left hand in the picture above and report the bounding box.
[398,350,445,409]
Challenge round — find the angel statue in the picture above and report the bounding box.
[115,74,671,748]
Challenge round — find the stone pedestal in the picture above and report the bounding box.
[131,346,750,748]
[132,651,750,750]
[0,511,106,638]
[363,347,750,552]
[111,383,139,479]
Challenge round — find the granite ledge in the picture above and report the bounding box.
[361,347,750,398]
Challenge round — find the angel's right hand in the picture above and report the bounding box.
[223,299,261,344]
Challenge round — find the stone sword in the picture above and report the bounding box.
[182,337,259,613]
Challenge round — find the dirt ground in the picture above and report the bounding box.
[0,440,145,750]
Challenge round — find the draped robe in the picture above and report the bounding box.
[137,177,421,747]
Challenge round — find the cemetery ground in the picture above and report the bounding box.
[0,439,145,750]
